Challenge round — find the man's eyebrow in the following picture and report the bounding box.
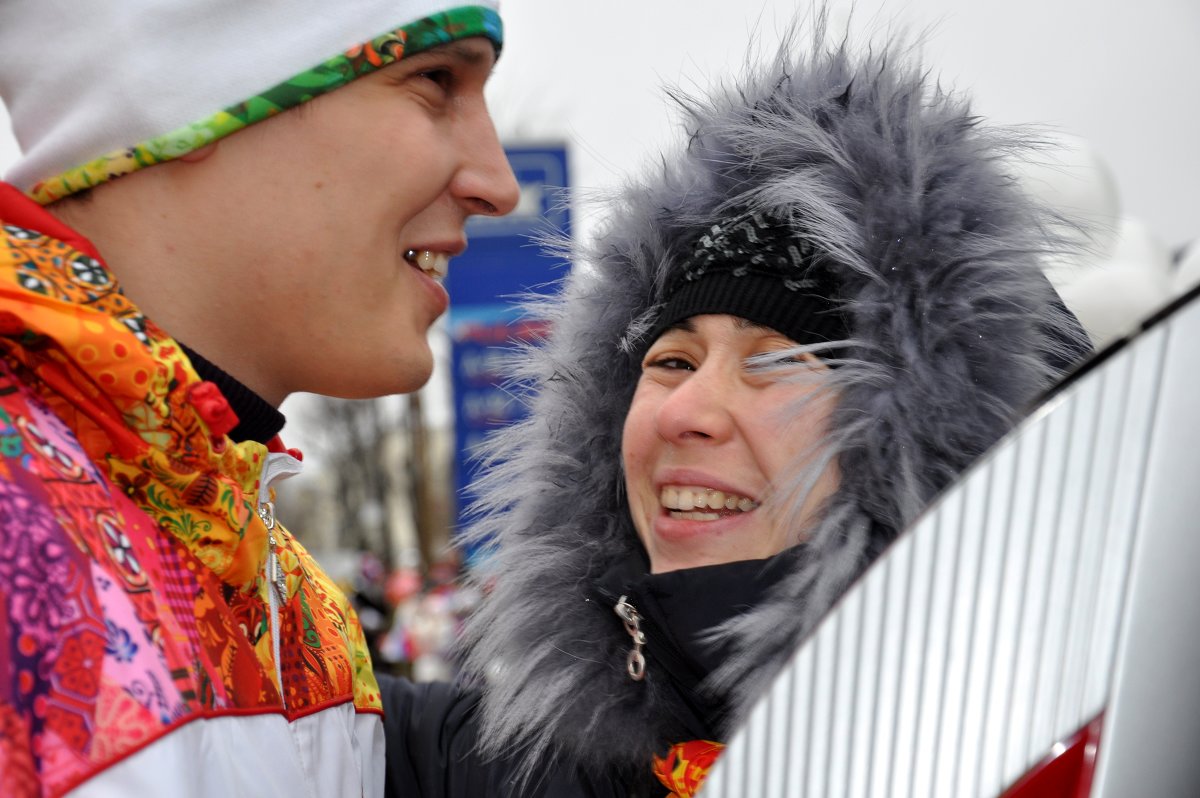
[407,40,497,71]
[447,41,495,66]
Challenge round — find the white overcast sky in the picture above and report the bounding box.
[487,0,1199,250]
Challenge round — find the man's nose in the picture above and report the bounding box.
[450,104,519,218]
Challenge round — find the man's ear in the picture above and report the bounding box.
[179,142,218,163]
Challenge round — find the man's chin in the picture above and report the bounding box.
[388,353,435,396]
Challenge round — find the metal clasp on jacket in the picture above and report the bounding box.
[258,500,287,601]
[614,595,646,681]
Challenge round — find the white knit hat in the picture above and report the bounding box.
[0,0,502,204]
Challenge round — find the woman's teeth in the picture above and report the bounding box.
[659,486,758,520]
[404,249,449,280]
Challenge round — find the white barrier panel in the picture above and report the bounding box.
[702,286,1200,798]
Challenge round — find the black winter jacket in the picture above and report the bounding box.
[381,676,661,797]
[381,553,802,796]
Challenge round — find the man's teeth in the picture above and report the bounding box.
[659,486,758,519]
[406,249,449,280]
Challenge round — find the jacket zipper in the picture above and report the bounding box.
[606,589,712,707]
[258,499,286,708]
[614,595,647,681]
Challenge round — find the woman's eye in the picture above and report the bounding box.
[645,356,694,371]
[750,345,815,366]
[755,353,801,364]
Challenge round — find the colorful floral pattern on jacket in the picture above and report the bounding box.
[653,739,726,798]
[0,183,381,797]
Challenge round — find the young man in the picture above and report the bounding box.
[0,1,518,795]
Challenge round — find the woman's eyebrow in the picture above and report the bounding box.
[735,317,778,334]
[664,318,697,334]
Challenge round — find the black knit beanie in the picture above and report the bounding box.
[647,208,848,347]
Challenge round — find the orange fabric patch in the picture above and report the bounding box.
[653,740,726,798]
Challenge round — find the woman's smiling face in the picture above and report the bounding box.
[621,313,841,573]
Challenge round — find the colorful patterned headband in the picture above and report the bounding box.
[0,1,502,204]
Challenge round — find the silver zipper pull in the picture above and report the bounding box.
[614,595,647,681]
[258,501,287,601]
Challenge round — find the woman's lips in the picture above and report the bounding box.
[659,485,758,516]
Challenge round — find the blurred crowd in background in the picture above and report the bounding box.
[1016,133,1198,351]
[332,549,481,681]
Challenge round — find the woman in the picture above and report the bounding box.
[381,18,1089,797]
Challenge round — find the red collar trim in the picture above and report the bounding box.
[0,181,102,259]
[266,434,303,461]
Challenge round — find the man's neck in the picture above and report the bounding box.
[179,343,286,444]
[46,170,288,407]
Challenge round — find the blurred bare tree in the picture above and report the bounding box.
[404,391,452,567]
[278,392,452,571]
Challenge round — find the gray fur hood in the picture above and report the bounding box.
[456,20,1089,780]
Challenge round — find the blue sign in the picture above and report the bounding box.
[447,145,570,563]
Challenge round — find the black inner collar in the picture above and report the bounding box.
[594,546,805,739]
[179,343,285,444]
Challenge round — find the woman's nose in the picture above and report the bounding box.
[654,363,735,444]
